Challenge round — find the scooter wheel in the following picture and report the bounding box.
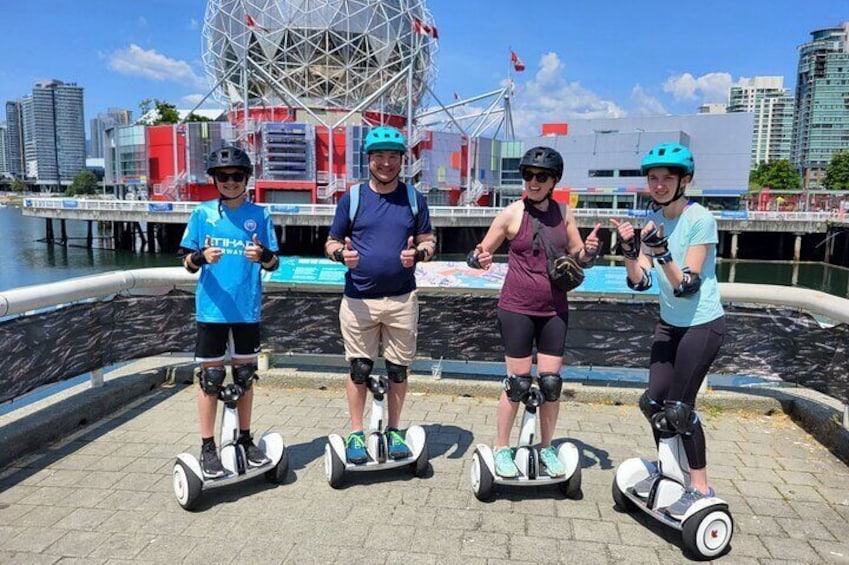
[265,447,289,484]
[411,442,429,478]
[470,449,494,501]
[682,507,733,560]
[558,463,582,499]
[611,476,637,512]
[173,460,202,511]
[324,443,345,489]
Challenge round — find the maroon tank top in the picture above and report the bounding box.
[498,199,570,316]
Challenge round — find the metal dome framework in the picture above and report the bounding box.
[202,0,438,116]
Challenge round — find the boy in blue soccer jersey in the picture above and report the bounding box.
[324,126,436,465]
[180,146,280,479]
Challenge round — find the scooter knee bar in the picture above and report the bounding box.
[663,400,699,435]
[350,358,374,385]
[198,366,226,396]
[233,364,257,391]
[385,360,408,383]
[538,372,563,402]
[504,374,533,402]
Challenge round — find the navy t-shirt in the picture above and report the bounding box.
[328,183,432,298]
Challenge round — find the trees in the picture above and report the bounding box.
[822,151,849,190]
[139,98,180,125]
[10,178,27,193]
[66,170,98,196]
[749,160,801,191]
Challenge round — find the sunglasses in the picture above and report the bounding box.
[214,171,247,183]
[521,170,552,183]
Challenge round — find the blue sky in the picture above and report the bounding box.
[1,1,846,137]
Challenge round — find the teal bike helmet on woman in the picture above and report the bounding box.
[641,143,694,207]
[363,126,407,154]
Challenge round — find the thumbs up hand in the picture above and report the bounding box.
[581,222,602,263]
[341,236,359,269]
[245,233,275,264]
[400,235,419,268]
[203,234,223,264]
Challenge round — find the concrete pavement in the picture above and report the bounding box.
[1,365,848,564]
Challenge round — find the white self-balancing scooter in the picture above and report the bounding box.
[612,405,733,560]
[324,374,428,488]
[172,382,289,511]
[470,385,581,501]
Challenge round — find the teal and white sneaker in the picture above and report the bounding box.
[494,447,520,478]
[386,427,412,459]
[539,446,566,477]
[345,431,368,464]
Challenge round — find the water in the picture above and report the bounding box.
[3,202,849,297]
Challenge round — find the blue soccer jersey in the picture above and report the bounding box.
[180,200,278,323]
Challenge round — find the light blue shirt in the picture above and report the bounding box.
[180,200,278,324]
[648,203,724,327]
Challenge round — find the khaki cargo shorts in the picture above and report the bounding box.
[339,290,419,365]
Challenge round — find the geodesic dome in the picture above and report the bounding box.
[202,0,438,116]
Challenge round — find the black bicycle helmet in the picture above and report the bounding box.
[519,146,564,180]
[206,146,252,175]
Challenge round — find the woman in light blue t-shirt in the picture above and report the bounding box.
[610,143,725,520]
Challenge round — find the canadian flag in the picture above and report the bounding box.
[245,14,269,32]
[413,19,439,40]
[511,50,526,72]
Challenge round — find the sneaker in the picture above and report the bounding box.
[345,431,368,464]
[539,446,566,477]
[494,447,520,478]
[386,428,412,459]
[200,444,226,479]
[663,487,715,520]
[630,471,661,499]
[239,436,270,467]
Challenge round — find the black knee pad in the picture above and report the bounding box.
[538,372,563,402]
[233,364,256,391]
[385,360,408,383]
[638,390,663,422]
[663,401,699,436]
[504,374,533,403]
[350,358,374,385]
[198,366,226,396]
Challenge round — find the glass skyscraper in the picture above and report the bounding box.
[728,77,795,168]
[791,22,849,188]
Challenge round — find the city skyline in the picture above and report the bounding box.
[0,1,846,137]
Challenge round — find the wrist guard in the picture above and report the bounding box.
[617,238,639,260]
[652,249,673,265]
[579,247,598,268]
[190,249,207,267]
[260,246,275,263]
[332,248,344,263]
[466,249,483,269]
[414,248,427,263]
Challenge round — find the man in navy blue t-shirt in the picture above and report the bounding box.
[325,126,436,464]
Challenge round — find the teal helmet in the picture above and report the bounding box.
[640,143,694,176]
[364,126,406,154]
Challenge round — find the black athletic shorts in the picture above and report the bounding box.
[497,307,569,358]
[195,322,261,362]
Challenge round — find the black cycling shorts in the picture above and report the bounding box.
[496,307,569,358]
[195,322,261,362]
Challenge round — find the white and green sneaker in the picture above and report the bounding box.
[494,447,520,478]
[539,446,565,477]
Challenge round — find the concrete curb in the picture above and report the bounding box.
[0,368,167,468]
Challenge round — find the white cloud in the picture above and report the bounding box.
[630,85,667,116]
[137,16,148,27]
[663,72,734,103]
[108,44,208,90]
[509,52,626,137]
[181,93,216,108]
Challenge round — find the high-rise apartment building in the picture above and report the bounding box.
[791,22,849,188]
[4,101,25,177]
[18,80,85,186]
[728,76,795,167]
[0,123,7,175]
[90,108,132,158]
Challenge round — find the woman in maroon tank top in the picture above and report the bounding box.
[466,146,601,478]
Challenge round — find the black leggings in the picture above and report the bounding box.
[497,307,569,358]
[648,316,725,470]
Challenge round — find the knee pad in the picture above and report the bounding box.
[639,390,663,422]
[233,364,256,391]
[385,360,408,383]
[504,374,533,403]
[350,358,374,385]
[198,366,226,396]
[663,401,699,436]
[538,372,563,402]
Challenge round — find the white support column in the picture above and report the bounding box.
[90,368,104,388]
[730,232,739,260]
[794,234,802,262]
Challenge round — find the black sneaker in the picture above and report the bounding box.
[239,437,271,467]
[200,444,226,478]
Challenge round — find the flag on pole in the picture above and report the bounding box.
[453,92,460,102]
[511,50,526,72]
[245,14,269,32]
[413,19,439,40]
